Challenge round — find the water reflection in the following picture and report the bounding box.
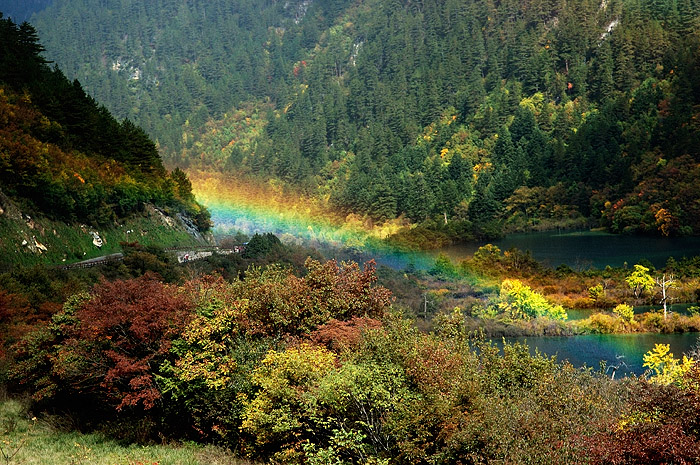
[501,332,699,376]
[438,230,700,269]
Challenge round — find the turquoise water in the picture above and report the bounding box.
[438,230,700,269]
[567,303,697,321]
[348,231,700,377]
[502,332,699,376]
[241,226,700,376]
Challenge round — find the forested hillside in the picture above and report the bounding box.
[0,0,52,22]
[0,14,210,263]
[4,8,700,464]
[30,0,700,242]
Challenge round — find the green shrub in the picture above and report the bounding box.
[240,344,337,462]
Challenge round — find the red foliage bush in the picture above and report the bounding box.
[585,369,700,464]
[309,316,383,352]
[71,273,193,410]
[234,258,392,336]
[0,290,31,349]
[0,290,60,356]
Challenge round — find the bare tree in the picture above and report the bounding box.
[656,274,675,320]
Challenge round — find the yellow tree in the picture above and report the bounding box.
[643,344,695,387]
[625,264,654,299]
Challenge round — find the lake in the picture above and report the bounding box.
[224,224,700,375]
[446,230,700,375]
[502,332,699,376]
[437,230,700,269]
[567,303,698,320]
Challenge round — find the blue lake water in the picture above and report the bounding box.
[265,228,700,375]
[438,230,700,269]
[441,230,700,375]
[502,332,699,376]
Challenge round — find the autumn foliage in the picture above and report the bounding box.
[9,257,700,464]
[11,274,192,412]
[11,259,393,439]
[586,367,700,464]
[231,258,392,336]
[310,316,383,352]
[73,274,193,410]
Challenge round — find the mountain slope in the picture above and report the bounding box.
[29,0,348,155]
[28,0,700,241]
[0,14,211,265]
[0,0,52,22]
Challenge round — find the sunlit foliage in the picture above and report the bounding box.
[643,343,695,387]
[0,15,209,229]
[498,279,568,320]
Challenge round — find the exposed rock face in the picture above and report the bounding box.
[0,189,22,221]
[150,205,176,228]
[91,231,103,248]
[148,205,215,244]
[33,237,48,252]
[20,236,48,254]
[176,212,203,240]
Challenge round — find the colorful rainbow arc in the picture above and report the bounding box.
[189,172,438,270]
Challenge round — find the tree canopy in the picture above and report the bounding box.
[0,13,209,228]
[24,0,700,239]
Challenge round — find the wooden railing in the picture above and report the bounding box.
[57,253,124,270]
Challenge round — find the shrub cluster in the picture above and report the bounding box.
[7,257,700,464]
[10,259,391,440]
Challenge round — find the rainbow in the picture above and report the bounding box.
[189,171,438,269]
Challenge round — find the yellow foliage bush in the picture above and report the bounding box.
[643,343,695,387]
[577,313,627,334]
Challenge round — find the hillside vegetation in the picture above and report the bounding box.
[0,0,52,22]
[6,257,700,464]
[29,0,700,243]
[0,14,210,265]
[2,5,700,463]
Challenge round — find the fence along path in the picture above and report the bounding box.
[57,245,246,270]
[56,253,124,270]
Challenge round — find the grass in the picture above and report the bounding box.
[0,207,204,269]
[0,399,252,465]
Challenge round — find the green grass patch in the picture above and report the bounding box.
[0,208,204,269]
[0,399,252,465]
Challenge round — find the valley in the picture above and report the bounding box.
[1,1,700,463]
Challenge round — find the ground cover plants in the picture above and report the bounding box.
[2,244,700,464]
[0,397,246,465]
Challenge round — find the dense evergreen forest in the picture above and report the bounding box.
[0,0,52,22]
[3,10,700,464]
[0,13,209,230]
[29,0,700,242]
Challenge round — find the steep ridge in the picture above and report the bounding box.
[0,14,212,267]
[27,0,700,244]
